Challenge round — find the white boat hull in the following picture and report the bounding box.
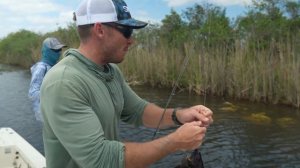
[0,127,46,168]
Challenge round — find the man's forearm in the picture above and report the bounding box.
[142,103,175,128]
[124,134,177,168]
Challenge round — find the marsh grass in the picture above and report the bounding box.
[120,36,300,108]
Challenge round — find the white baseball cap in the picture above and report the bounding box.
[74,0,148,29]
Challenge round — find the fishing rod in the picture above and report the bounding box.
[151,49,206,168]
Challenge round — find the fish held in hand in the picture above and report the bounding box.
[174,149,204,168]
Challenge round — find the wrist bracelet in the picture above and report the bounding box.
[172,108,183,125]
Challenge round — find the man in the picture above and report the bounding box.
[40,0,213,167]
[28,37,66,122]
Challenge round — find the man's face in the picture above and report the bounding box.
[102,23,134,64]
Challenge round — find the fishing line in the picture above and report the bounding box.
[152,52,191,140]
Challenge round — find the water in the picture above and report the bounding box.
[0,67,44,154]
[122,86,300,168]
[1,65,300,168]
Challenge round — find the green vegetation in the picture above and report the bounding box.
[0,24,78,67]
[0,0,299,108]
[0,30,41,67]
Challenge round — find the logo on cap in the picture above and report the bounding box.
[123,6,129,13]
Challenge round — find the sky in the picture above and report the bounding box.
[0,0,252,39]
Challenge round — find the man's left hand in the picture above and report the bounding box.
[176,105,213,127]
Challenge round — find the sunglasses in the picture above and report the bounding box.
[102,23,133,39]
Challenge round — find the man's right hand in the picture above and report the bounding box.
[168,121,206,151]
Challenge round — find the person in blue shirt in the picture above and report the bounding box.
[28,37,67,122]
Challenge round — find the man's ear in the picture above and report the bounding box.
[94,23,105,38]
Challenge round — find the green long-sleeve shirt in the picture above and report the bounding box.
[40,49,148,168]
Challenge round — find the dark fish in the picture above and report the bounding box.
[174,149,204,168]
